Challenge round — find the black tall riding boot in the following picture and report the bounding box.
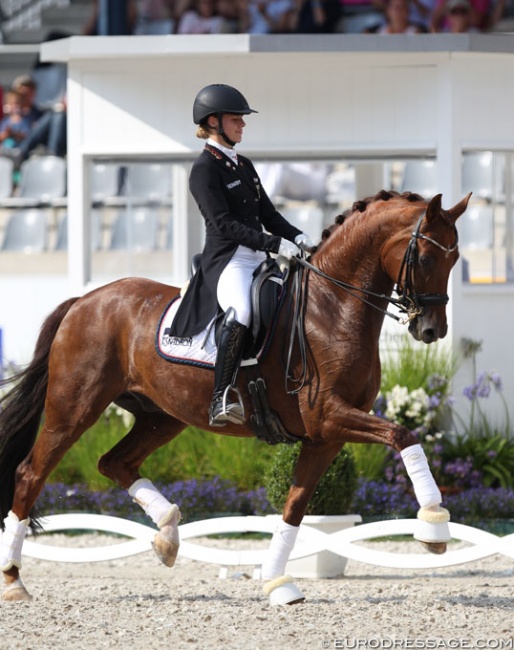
[209,311,247,427]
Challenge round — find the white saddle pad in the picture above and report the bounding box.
[156,297,217,368]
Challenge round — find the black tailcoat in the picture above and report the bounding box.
[170,144,302,337]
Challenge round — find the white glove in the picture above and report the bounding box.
[278,238,300,260]
[295,233,314,250]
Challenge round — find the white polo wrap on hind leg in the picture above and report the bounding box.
[261,519,299,580]
[401,444,441,508]
[128,478,180,528]
[0,511,30,571]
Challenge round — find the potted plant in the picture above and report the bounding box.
[264,443,361,578]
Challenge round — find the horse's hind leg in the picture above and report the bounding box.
[97,405,187,568]
[2,417,101,601]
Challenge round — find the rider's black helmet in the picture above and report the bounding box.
[193,84,258,125]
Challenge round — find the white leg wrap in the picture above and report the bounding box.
[0,511,30,572]
[261,519,299,581]
[128,478,181,528]
[401,444,441,508]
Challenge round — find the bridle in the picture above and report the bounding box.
[284,212,459,394]
[394,212,459,321]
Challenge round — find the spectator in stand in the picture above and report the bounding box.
[11,76,44,128]
[294,0,341,32]
[177,0,227,32]
[216,0,250,32]
[365,0,425,31]
[430,0,492,30]
[431,0,480,30]
[0,90,32,152]
[247,0,297,33]
[82,0,138,34]
[16,96,67,165]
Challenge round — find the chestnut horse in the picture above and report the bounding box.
[0,190,470,604]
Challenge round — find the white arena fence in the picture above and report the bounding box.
[17,513,514,577]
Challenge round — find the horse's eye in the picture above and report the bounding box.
[419,254,433,268]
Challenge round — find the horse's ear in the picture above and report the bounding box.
[447,192,472,223]
[425,193,442,222]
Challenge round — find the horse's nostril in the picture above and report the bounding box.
[423,329,437,343]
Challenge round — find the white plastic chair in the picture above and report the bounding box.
[1,208,48,253]
[119,163,173,206]
[109,207,159,252]
[55,211,102,251]
[1,155,66,208]
[0,156,14,200]
[400,160,437,197]
[90,163,122,207]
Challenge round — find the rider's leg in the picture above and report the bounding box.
[210,246,265,427]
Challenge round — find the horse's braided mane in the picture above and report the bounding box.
[313,189,426,252]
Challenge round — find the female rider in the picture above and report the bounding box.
[170,83,313,427]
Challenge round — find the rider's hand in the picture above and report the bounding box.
[278,238,301,259]
[294,233,314,251]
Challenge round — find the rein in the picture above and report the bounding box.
[283,212,458,394]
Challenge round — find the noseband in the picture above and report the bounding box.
[395,213,459,321]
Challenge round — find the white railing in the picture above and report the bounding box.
[19,513,514,577]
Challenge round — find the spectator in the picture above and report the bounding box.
[11,75,44,128]
[432,0,480,30]
[365,0,424,31]
[16,97,67,165]
[247,0,297,33]
[216,0,250,32]
[0,90,31,152]
[177,0,227,32]
[82,0,138,35]
[430,0,491,30]
[294,0,341,32]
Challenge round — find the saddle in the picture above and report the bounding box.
[190,254,288,359]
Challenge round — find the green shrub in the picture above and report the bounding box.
[264,443,357,515]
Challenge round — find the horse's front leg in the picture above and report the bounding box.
[262,441,343,606]
[325,404,451,553]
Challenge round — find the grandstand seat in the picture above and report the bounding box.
[0,155,66,208]
[90,162,122,207]
[109,207,159,252]
[117,163,173,206]
[400,160,437,197]
[0,156,14,200]
[55,210,102,251]
[1,208,48,253]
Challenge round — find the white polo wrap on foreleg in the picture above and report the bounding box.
[401,444,441,508]
[261,519,299,580]
[0,511,30,571]
[128,478,180,528]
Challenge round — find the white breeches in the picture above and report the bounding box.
[217,245,267,327]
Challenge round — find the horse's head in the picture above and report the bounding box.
[383,192,471,344]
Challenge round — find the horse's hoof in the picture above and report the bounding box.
[419,541,447,555]
[2,580,32,602]
[263,575,305,606]
[152,531,179,568]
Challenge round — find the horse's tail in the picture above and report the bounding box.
[0,297,79,529]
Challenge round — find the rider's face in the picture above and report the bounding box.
[209,113,246,146]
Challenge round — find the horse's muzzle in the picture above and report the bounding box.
[408,314,448,344]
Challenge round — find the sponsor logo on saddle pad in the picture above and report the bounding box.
[156,297,217,369]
